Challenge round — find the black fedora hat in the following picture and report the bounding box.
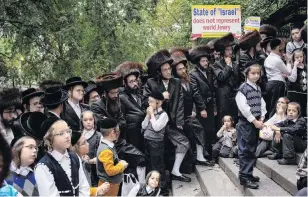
[63,77,88,90]
[40,86,69,106]
[20,112,48,140]
[22,88,44,105]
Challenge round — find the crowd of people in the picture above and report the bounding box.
[0,23,307,197]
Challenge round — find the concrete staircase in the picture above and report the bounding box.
[171,153,302,196]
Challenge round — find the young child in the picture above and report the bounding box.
[0,133,22,197]
[127,170,161,197]
[34,117,90,196]
[235,61,267,189]
[81,110,102,187]
[96,117,128,196]
[286,26,307,57]
[71,131,110,196]
[6,136,38,196]
[212,115,236,161]
[268,102,307,165]
[141,89,168,196]
[287,49,307,118]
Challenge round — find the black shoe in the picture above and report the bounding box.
[249,175,260,182]
[171,174,191,182]
[196,160,215,166]
[240,179,259,189]
[277,158,296,165]
[267,153,282,160]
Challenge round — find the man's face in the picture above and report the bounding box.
[224,46,232,58]
[213,50,221,61]
[70,85,84,102]
[199,57,209,68]
[126,75,139,90]
[160,63,172,80]
[29,96,44,113]
[2,107,18,124]
[291,28,301,42]
[176,63,186,78]
[107,88,119,101]
[89,91,100,104]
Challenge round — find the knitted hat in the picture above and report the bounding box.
[100,118,118,129]
[270,38,282,50]
[239,30,262,51]
[259,24,277,38]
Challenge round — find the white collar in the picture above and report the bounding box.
[49,110,61,118]
[246,79,258,90]
[10,162,33,176]
[154,107,163,114]
[82,129,95,140]
[49,149,70,162]
[146,186,154,193]
[101,138,114,148]
[68,99,80,108]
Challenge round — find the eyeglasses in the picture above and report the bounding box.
[23,145,38,151]
[54,129,72,136]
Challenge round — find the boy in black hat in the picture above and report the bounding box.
[62,76,89,132]
[40,86,68,119]
[35,117,90,196]
[141,89,168,194]
[235,61,267,189]
[22,88,44,113]
[96,118,128,196]
[0,88,22,144]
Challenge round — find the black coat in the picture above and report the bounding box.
[143,77,184,127]
[62,101,89,132]
[213,59,239,124]
[189,66,216,113]
[119,88,146,151]
[182,83,194,118]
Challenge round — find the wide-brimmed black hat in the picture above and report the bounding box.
[40,86,69,106]
[63,77,88,90]
[22,88,44,105]
[149,88,164,101]
[100,118,118,130]
[20,112,48,140]
[96,73,123,94]
[146,49,173,76]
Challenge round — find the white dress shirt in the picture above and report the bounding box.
[34,150,90,197]
[82,129,95,140]
[101,138,115,148]
[10,162,33,176]
[264,52,292,82]
[162,80,169,90]
[235,80,267,122]
[141,108,169,131]
[68,99,82,119]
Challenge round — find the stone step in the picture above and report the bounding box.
[256,158,298,195]
[171,173,204,196]
[219,158,290,196]
[195,164,243,196]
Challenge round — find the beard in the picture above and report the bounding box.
[107,97,120,116]
[2,117,15,128]
[126,85,139,94]
[179,71,190,83]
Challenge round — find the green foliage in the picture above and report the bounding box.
[0,0,289,87]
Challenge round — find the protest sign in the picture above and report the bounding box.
[191,5,241,38]
[244,16,261,32]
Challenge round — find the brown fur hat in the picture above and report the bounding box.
[214,33,235,51]
[187,45,211,64]
[146,49,173,76]
[259,24,277,38]
[115,61,144,76]
[239,30,262,51]
[96,73,123,94]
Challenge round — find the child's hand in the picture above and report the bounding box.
[120,160,129,169]
[294,60,300,67]
[221,124,226,131]
[163,91,169,100]
[225,57,232,65]
[252,120,264,129]
[148,106,154,115]
[274,130,281,143]
[97,182,110,196]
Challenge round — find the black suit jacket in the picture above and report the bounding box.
[62,101,89,132]
[143,77,184,127]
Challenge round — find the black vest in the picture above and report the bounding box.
[136,184,160,196]
[38,152,80,196]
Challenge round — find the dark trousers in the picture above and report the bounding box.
[144,139,167,193]
[265,80,286,118]
[236,119,258,179]
[256,140,272,158]
[212,140,232,159]
[272,134,307,158]
[297,177,307,191]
